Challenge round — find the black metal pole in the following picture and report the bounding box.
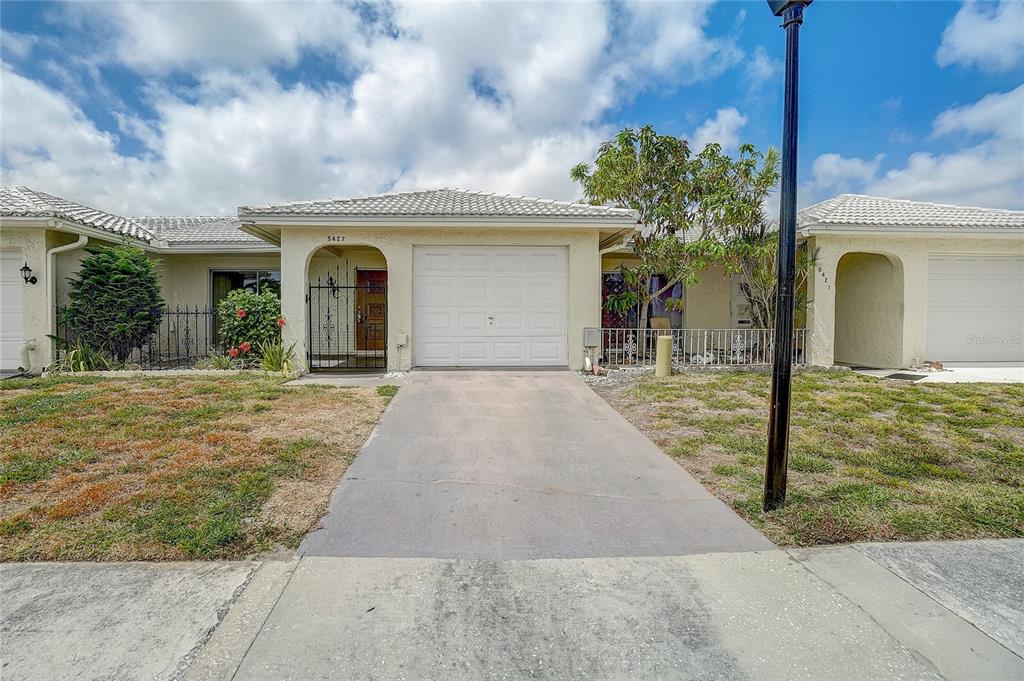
[764,2,806,511]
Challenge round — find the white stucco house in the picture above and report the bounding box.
[1,186,1022,374]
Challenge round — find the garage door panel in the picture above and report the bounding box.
[418,252,454,273]
[529,252,563,274]
[413,246,568,366]
[492,342,525,362]
[529,340,564,362]
[492,280,525,303]
[455,252,489,273]
[418,280,453,305]
[528,310,564,333]
[493,253,524,272]
[527,279,566,306]
[492,311,523,331]
[455,279,488,303]
[455,311,489,332]
[927,255,1024,363]
[420,311,454,330]
[1,251,25,371]
[457,342,489,361]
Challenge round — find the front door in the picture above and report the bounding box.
[356,270,387,351]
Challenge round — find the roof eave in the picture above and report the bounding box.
[799,224,1024,238]
[1,215,156,249]
[155,242,280,254]
[237,214,639,229]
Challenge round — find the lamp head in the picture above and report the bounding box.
[19,262,37,285]
[768,0,813,17]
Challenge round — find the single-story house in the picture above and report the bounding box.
[2,186,1022,374]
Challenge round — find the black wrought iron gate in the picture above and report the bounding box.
[307,265,387,371]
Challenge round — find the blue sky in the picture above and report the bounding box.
[1,1,1021,216]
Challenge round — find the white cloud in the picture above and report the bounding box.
[60,1,369,72]
[936,0,1024,72]
[745,46,780,89]
[2,1,745,214]
[805,84,1024,209]
[932,84,1024,141]
[0,29,37,59]
[692,107,749,151]
[881,96,902,111]
[808,153,885,195]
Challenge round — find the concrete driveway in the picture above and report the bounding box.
[300,370,772,559]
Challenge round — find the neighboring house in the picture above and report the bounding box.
[0,186,278,372]
[1,186,1021,374]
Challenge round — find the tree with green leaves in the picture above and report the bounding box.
[571,125,780,330]
[65,244,165,362]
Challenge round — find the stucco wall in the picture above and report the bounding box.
[280,227,601,372]
[157,253,282,309]
[833,252,903,367]
[685,264,732,329]
[806,233,1024,367]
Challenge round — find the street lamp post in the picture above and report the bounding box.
[764,0,811,511]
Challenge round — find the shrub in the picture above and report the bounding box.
[47,337,111,373]
[258,340,297,373]
[65,245,165,361]
[216,289,282,356]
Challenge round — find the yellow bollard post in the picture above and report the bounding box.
[655,335,672,378]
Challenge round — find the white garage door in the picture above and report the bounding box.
[1,251,25,371]
[927,255,1024,363]
[413,246,568,366]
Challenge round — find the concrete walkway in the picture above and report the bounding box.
[299,370,773,559]
[5,541,1022,680]
[212,541,1023,681]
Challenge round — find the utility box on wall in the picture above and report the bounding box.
[583,327,601,348]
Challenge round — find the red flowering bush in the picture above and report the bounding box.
[228,347,239,358]
[216,289,281,359]
[277,317,286,328]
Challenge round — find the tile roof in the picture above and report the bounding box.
[0,186,154,240]
[238,188,638,222]
[133,216,263,244]
[799,194,1024,231]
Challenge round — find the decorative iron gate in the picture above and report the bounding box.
[307,265,387,372]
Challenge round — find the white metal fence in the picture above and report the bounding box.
[599,328,807,367]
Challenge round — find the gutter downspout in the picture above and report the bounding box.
[45,226,88,368]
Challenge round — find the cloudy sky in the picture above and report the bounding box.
[1,0,1022,216]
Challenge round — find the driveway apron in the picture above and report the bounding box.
[301,370,771,559]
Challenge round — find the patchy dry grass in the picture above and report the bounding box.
[594,371,1024,546]
[0,375,390,561]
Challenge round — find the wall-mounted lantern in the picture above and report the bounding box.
[19,262,38,285]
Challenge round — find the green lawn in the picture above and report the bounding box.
[594,371,1024,546]
[0,375,393,561]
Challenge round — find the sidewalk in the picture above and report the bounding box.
[4,539,1021,680]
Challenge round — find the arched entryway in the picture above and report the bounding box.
[306,245,388,372]
[834,252,904,368]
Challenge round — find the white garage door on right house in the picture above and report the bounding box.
[926,255,1024,363]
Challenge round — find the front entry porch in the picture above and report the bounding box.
[307,246,388,372]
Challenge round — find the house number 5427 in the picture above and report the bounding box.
[327,235,345,243]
